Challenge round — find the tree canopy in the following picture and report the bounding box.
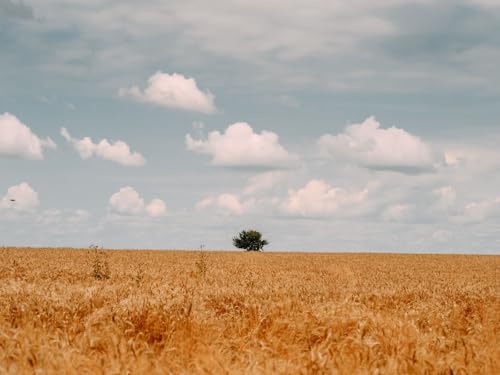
[232,230,268,251]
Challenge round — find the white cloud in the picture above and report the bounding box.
[109,187,145,215]
[186,122,298,169]
[0,113,56,160]
[119,71,216,113]
[0,182,39,212]
[196,189,285,216]
[109,187,167,217]
[196,193,245,216]
[318,116,441,173]
[146,199,167,217]
[283,179,368,217]
[61,127,146,166]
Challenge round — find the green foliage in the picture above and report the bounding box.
[232,229,269,251]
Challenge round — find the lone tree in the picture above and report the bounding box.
[233,229,269,251]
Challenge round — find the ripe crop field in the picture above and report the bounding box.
[0,248,498,374]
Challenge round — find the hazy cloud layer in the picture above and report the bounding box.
[61,128,146,166]
[0,0,34,20]
[0,113,56,160]
[4,1,499,94]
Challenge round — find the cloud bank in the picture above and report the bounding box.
[61,128,146,166]
[0,0,34,20]
[0,113,56,160]
[119,72,216,113]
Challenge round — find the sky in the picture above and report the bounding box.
[1,0,499,253]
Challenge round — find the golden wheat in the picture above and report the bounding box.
[0,248,498,374]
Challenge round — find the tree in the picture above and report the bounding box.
[232,229,269,251]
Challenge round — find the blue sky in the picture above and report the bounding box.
[1,0,499,252]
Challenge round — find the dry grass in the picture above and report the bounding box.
[0,248,498,374]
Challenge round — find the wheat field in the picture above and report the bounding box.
[0,248,498,374]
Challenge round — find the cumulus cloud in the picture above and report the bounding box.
[196,190,284,216]
[0,182,39,212]
[119,71,216,113]
[145,199,168,217]
[186,122,298,169]
[109,187,167,217]
[61,128,145,166]
[283,179,368,217]
[318,116,441,174]
[196,193,245,216]
[0,113,56,160]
